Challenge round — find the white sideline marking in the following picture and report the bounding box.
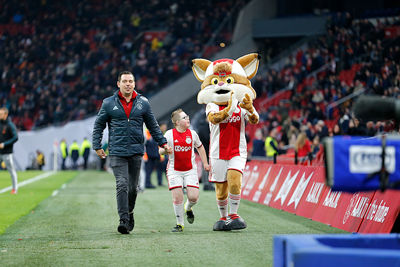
[51,183,67,197]
[0,171,57,194]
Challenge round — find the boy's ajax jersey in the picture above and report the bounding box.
[206,102,247,160]
[164,128,202,172]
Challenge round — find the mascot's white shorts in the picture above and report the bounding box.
[167,169,199,190]
[209,156,246,183]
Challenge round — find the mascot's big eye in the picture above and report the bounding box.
[211,78,219,85]
[225,77,235,84]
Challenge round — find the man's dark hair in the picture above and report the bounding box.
[118,71,134,81]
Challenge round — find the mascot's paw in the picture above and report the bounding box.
[239,94,254,114]
[226,214,247,230]
[213,217,231,231]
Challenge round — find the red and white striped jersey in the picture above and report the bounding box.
[164,128,202,172]
[206,103,248,160]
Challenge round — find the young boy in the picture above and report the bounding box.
[159,109,210,232]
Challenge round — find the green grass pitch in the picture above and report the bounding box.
[0,170,346,266]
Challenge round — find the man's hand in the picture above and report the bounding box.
[95,149,107,159]
[0,143,4,149]
[163,144,173,154]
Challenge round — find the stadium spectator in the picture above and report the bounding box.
[92,71,171,234]
[295,132,312,159]
[0,107,18,194]
[80,137,91,170]
[366,121,377,137]
[158,122,168,186]
[251,128,266,157]
[69,140,80,170]
[144,128,162,189]
[36,150,45,170]
[265,128,279,158]
[311,135,321,156]
[159,109,210,232]
[59,139,68,170]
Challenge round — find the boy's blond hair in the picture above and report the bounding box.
[171,109,183,126]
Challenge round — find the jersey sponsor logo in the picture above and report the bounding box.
[174,145,192,152]
[223,115,241,123]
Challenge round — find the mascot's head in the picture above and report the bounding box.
[192,53,260,105]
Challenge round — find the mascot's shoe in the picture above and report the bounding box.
[213,217,231,231]
[226,214,247,230]
[171,224,184,232]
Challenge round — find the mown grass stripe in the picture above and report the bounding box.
[0,171,78,235]
[0,172,56,194]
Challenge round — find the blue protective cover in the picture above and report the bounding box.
[324,135,400,192]
[274,234,400,267]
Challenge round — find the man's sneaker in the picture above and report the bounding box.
[10,189,17,194]
[185,208,195,224]
[171,224,184,232]
[128,213,135,232]
[226,214,247,230]
[213,217,231,231]
[117,219,130,234]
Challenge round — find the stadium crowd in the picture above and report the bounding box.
[247,12,400,159]
[0,0,246,130]
[1,1,400,162]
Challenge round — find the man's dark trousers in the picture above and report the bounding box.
[109,155,142,221]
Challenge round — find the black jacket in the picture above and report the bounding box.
[0,118,18,154]
[92,91,166,156]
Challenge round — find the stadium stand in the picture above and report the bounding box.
[245,12,400,163]
[0,0,248,130]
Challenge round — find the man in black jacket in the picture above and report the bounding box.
[0,108,18,194]
[92,71,172,234]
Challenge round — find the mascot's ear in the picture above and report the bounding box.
[236,53,260,80]
[192,59,212,82]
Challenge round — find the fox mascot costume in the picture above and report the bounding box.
[192,53,260,230]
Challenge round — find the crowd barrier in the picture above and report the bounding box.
[241,160,400,233]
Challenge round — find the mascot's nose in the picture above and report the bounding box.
[218,82,224,86]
